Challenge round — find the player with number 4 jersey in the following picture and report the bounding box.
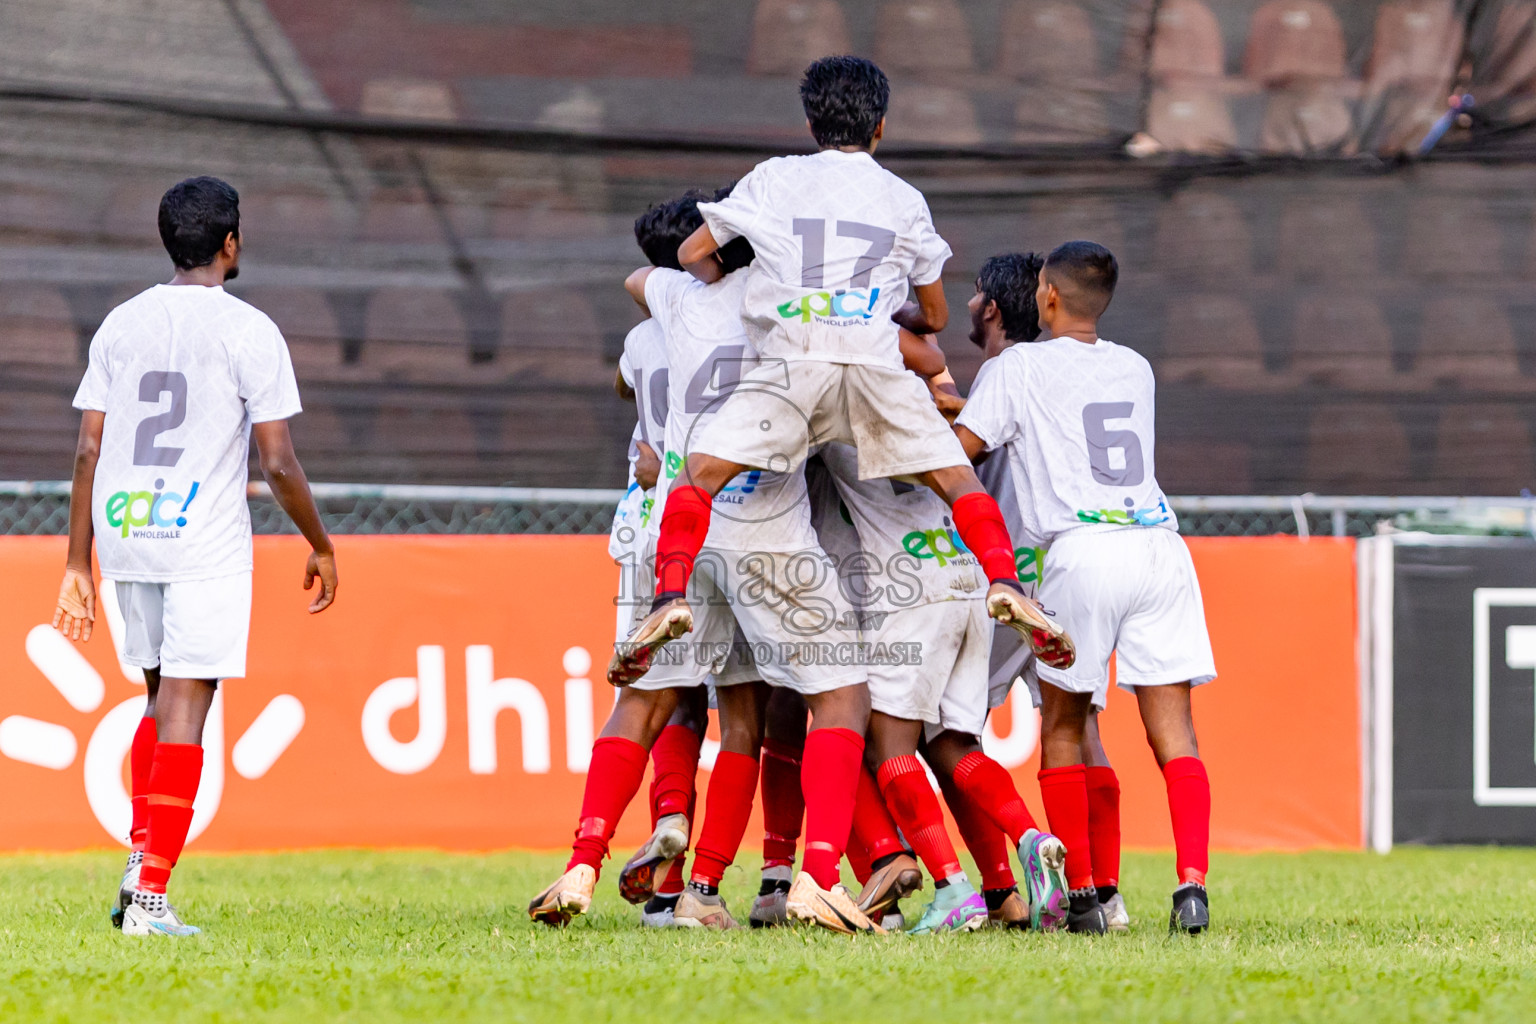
[54,176,337,938]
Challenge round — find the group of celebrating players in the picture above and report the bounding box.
[527,56,1218,937]
[49,53,1214,941]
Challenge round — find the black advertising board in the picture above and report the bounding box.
[1391,538,1536,845]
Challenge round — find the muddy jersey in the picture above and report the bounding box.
[697,150,951,370]
[811,442,984,614]
[73,284,301,583]
[958,337,1176,547]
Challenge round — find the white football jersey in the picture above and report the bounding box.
[73,284,301,583]
[811,442,983,614]
[609,318,669,560]
[958,337,1176,546]
[644,267,815,553]
[697,150,951,369]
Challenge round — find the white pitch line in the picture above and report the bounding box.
[231,695,305,780]
[0,715,78,770]
[26,625,104,712]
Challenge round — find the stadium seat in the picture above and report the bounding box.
[997,1,1098,82]
[1275,193,1379,280]
[236,287,354,382]
[359,189,448,245]
[364,288,472,379]
[0,284,80,366]
[747,0,851,77]
[1291,294,1396,389]
[240,187,352,246]
[887,86,983,145]
[1160,294,1268,389]
[1243,1,1349,86]
[1414,295,1522,388]
[1431,405,1535,493]
[501,290,608,385]
[1013,87,1112,143]
[1303,403,1413,491]
[1365,0,1463,92]
[359,78,459,121]
[1259,84,1356,154]
[1154,190,1252,277]
[1144,84,1238,153]
[1148,0,1225,81]
[1403,196,1503,278]
[875,1,975,77]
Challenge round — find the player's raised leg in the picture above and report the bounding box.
[607,453,747,686]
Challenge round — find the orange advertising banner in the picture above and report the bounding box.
[0,534,1358,853]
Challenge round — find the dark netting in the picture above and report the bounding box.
[2,0,1534,496]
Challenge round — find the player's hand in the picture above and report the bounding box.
[53,567,97,642]
[304,549,338,614]
[635,441,662,491]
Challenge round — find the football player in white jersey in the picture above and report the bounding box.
[53,176,337,937]
[964,252,1131,932]
[609,55,1072,689]
[955,241,1216,934]
[531,195,716,928]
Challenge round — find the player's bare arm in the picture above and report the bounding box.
[54,409,105,642]
[898,328,946,379]
[677,224,724,284]
[623,266,655,313]
[634,441,661,491]
[893,279,949,335]
[253,419,337,614]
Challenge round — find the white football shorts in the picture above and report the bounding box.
[1033,527,1217,701]
[693,359,970,481]
[112,571,253,680]
[636,545,862,695]
[857,598,992,739]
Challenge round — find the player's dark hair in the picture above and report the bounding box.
[158,176,240,271]
[977,252,1045,344]
[710,181,757,275]
[633,189,709,270]
[800,56,889,149]
[1043,240,1118,319]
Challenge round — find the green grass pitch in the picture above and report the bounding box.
[4,848,1535,1023]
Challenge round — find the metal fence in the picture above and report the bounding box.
[5,482,1535,540]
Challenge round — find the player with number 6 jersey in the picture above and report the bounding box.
[955,241,1216,935]
[54,176,337,939]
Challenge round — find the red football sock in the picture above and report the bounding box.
[951,491,1019,585]
[654,484,713,596]
[760,737,805,869]
[650,724,701,821]
[877,756,962,880]
[851,763,908,865]
[138,742,203,895]
[1163,756,1211,886]
[952,750,1038,845]
[128,715,157,851]
[800,727,864,890]
[944,783,1015,891]
[1038,764,1094,891]
[658,856,687,897]
[845,830,873,886]
[1085,765,1122,890]
[690,751,760,886]
[568,736,650,873]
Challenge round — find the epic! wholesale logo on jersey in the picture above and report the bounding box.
[777,288,880,325]
[104,478,201,538]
